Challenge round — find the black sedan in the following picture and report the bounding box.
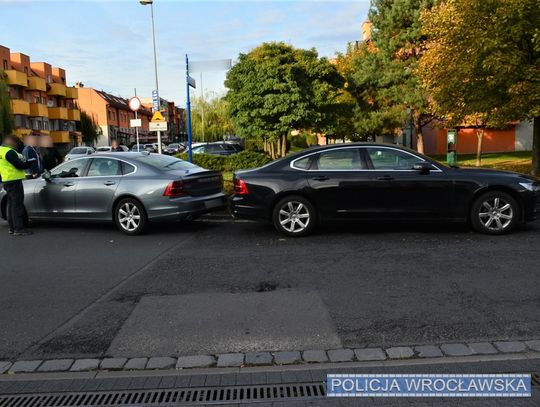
[230,143,540,236]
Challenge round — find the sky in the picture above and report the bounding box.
[0,0,370,108]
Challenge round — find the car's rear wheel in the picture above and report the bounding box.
[114,198,147,235]
[470,191,519,235]
[272,195,315,237]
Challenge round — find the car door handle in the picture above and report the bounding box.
[104,181,116,186]
[62,182,75,187]
[376,175,394,181]
[311,176,329,181]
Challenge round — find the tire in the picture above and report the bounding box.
[272,195,316,237]
[470,191,520,235]
[114,198,148,235]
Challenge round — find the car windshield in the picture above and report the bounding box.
[134,154,200,171]
[69,148,88,155]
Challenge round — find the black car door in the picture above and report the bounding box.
[305,147,373,221]
[361,146,453,220]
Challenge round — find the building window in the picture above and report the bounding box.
[2,60,7,70]
[24,67,28,74]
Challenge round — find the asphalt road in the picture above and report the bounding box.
[1,217,539,360]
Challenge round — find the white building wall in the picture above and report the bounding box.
[515,120,533,151]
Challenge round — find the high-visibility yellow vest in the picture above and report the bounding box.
[0,145,26,182]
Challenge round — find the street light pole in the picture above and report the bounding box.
[140,0,162,154]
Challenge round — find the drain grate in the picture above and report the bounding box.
[0,382,326,406]
[532,373,540,387]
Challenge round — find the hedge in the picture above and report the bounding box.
[176,150,272,172]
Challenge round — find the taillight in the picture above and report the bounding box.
[164,180,187,197]
[234,178,249,195]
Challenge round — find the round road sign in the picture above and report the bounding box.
[128,96,142,112]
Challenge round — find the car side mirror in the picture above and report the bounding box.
[413,162,432,174]
[87,150,92,155]
[42,170,51,182]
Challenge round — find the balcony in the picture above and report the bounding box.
[11,99,30,115]
[68,109,81,121]
[47,83,66,97]
[4,70,28,87]
[50,130,70,143]
[27,76,47,91]
[65,87,78,99]
[29,103,49,117]
[13,128,32,137]
[48,106,68,120]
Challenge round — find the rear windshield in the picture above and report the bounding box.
[135,154,200,171]
[70,148,88,154]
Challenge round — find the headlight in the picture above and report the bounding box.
[519,182,540,192]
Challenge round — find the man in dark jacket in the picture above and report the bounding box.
[0,135,33,236]
[22,134,43,178]
[39,135,62,171]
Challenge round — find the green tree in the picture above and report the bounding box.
[78,110,100,146]
[191,94,234,142]
[0,72,14,141]
[418,0,540,169]
[349,0,436,152]
[225,42,344,158]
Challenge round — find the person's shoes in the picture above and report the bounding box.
[13,229,33,236]
[8,229,14,235]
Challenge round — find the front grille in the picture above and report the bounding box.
[0,382,326,406]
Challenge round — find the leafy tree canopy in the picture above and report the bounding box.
[225,42,344,156]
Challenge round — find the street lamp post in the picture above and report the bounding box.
[140,0,162,154]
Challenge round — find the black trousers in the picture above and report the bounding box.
[4,180,26,232]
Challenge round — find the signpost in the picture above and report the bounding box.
[150,110,167,153]
[152,90,160,112]
[128,94,142,150]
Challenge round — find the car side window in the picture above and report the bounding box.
[193,146,205,154]
[121,162,136,175]
[50,159,88,178]
[315,149,361,170]
[292,156,312,170]
[87,158,121,177]
[366,148,421,170]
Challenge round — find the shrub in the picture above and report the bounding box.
[176,150,272,172]
[227,150,272,171]
[176,153,228,172]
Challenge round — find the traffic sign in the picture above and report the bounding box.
[128,96,141,112]
[130,118,142,128]
[152,90,160,112]
[151,111,165,122]
[149,121,168,131]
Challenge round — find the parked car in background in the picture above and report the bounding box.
[231,143,540,237]
[225,142,243,153]
[164,143,185,155]
[142,143,166,153]
[190,142,238,156]
[96,145,129,152]
[131,145,147,152]
[0,153,227,235]
[64,146,95,161]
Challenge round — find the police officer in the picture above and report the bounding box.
[0,135,33,236]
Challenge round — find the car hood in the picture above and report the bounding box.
[454,167,537,181]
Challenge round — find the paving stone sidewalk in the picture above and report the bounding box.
[1,339,539,375]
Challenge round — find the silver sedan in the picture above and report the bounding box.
[0,152,227,235]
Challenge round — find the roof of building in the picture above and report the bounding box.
[95,90,152,115]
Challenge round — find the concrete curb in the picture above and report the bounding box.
[2,338,539,375]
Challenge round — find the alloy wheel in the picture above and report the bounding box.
[478,197,514,232]
[278,201,311,233]
[118,202,141,232]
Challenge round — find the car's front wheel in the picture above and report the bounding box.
[470,191,520,235]
[272,195,316,237]
[114,198,147,235]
